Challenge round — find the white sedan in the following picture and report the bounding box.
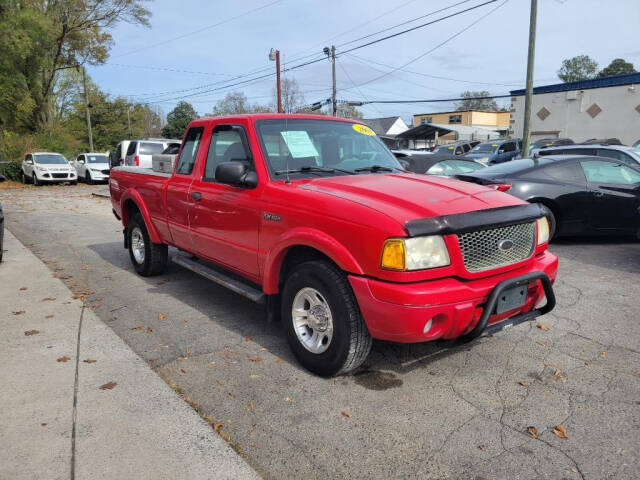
[72,153,110,184]
[21,152,77,185]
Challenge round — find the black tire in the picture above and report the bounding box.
[85,171,93,185]
[281,260,372,377]
[32,173,40,186]
[21,171,28,184]
[70,180,77,186]
[127,212,168,276]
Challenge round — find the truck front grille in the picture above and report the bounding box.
[457,222,535,273]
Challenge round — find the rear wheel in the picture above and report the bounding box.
[127,213,168,276]
[281,260,372,377]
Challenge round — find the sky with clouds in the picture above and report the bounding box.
[88,0,640,122]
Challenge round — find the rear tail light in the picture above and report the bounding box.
[134,155,139,166]
[491,184,512,192]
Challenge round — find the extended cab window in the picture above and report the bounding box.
[139,142,165,155]
[176,127,204,175]
[204,126,252,180]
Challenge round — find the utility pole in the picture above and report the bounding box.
[521,0,537,158]
[331,45,337,116]
[82,66,94,151]
[126,107,132,137]
[269,48,282,113]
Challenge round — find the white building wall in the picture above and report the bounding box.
[510,84,640,145]
[387,117,409,135]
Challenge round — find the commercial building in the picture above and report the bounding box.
[413,110,510,130]
[509,73,640,145]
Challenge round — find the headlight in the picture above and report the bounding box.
[479,157,489,163]
[536,217,549,245]
[381,236,450,271]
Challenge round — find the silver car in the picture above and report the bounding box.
[124,140,168,168]
[72,152,110,184]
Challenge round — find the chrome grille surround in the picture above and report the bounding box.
[457,222,535,273]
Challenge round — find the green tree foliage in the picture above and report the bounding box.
[456,91,499,111]
[0,0,150,132]
[334,104,364,119]
[162,101,197,139]
[557,55,599,83]
[208,92,272,116]
[597,58,636,78]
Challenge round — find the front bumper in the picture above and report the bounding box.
[37,172,76,182]
[349,251,558,343]
[88,170,110,181]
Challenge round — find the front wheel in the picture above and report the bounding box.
[127,213,168,276]
[32,174,40,186]
[85,171,93,185]
[281,260,372,377]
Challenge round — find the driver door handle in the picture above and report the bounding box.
[191,192,202,201]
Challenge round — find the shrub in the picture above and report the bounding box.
[0,160,22,181]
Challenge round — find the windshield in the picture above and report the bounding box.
[427,160,484,176]
[139,142,165,155]
[256,119,402,178]
[471,142,499,154]
[86,154,108,164]
[34,154,68,164]
[432,145,457,154]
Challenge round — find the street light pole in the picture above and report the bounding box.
[521,0,537,157]
[269,48,282,113]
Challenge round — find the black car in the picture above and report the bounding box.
[456,156,640,239]
[0,174,5,262]
[392,152,484,175]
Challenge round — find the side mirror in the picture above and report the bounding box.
[25,159,33,165]
[214,162,258,188]
[498,149,505,154]
[78,159,85,164]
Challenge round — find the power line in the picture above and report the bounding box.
[112,0,284,58]
[342,93,512,105]
[345,0,510,90]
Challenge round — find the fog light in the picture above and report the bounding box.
[423,319,433,334]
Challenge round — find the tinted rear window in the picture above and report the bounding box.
[139,142,165,155]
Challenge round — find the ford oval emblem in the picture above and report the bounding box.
[498,239,514,251]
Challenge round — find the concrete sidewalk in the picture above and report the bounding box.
[0,229,260,479]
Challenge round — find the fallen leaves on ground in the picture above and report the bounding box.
[248,356,261,363]
[554,369,563,377]
[146,326,153,333]
[527,426,538,439]
[41,297,56,301]
[553,425,568,439]
[57,356,70,363]
[284,396,292,402]
[45,314,54,319]
[341,410,352,418]
[217,380,224,386]
[571,467,578,473]
[537,323,550,331]
[24,330,40,336]
[99,381,117,390]
[41,423,47,427]
[518,381,529,387]
[157,313,167,320]
[180,368,186,374]
[12,310,25,315]
[600,350,608,357]
[130,325,142,331]
[248,401,255,411]
[83,359,97,364]
[19,286,28,291]
[213,421,224,432]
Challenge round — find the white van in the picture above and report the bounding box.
[124,140,168,168]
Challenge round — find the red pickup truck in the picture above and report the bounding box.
[110,114,558,376]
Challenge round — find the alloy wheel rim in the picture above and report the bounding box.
[131,227,145,264]
[291,287,334,354]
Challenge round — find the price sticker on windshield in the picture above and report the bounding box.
[352,124,376,136]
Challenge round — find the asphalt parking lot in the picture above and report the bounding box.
[1,183,639,480]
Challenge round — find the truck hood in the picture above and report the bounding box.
[298,173,524,228]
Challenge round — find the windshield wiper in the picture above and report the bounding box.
[274,165,354,176]
[354,165,396,173]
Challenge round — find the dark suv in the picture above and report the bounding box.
[431,140,480,156]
